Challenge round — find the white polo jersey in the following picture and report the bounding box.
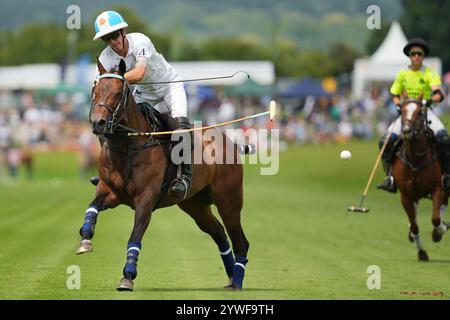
[97,32,180,104]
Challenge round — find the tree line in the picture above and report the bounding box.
[0,6,361,79]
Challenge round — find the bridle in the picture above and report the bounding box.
[89,73,164,183]
[400,99,434,171]
[90,73,135,135]
[401,99,427,140]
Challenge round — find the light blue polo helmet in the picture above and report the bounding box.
[93,11,128,40]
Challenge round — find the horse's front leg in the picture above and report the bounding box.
[431,188,448,242]
[76,181,120,254]
[117,188,158,292]
[401,195,429,261]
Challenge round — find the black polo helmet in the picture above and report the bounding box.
[403,37,430,57]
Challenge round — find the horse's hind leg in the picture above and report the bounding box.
[76,182,119,254]
[213,188,249,290]
[443,192,450,230]
[432,189,449,242]
[401,195,428,261]
[178,200,235,286]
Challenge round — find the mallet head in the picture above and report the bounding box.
[348,206,370,213]
[269,100,277,121]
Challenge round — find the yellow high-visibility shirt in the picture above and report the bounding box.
[390,66,441,100]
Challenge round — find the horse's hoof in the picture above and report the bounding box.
[408,233,414,243]
[418,250,429,261]
[224,284,241,291]
[117,278,134,291]
[76,240,93,255]
[432,228,443,243]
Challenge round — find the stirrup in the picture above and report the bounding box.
[442,175,450,191]
[170,177,191,200]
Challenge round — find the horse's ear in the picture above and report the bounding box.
[418,91,424,101]
[97,58,106,75]
[402,90,409,100]
[118,59,126,76]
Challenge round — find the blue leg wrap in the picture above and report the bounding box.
[80,206,99,239]
[123,242,141,280]
[218,241,235,278]
[231,255,248,289]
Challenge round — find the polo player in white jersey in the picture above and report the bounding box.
[91,10,192,199]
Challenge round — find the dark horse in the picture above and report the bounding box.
[391,98,450,261]
[76,59,250,291]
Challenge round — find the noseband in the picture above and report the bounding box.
[90,74,131,134]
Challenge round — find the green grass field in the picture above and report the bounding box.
[1,141,450,300]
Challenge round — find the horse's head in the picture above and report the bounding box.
[90,59,130,135]
[400,95,425,141]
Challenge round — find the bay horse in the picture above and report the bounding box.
[76,59,250,291]
[391,98,450,261]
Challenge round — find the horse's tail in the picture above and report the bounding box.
[237,144,256,155]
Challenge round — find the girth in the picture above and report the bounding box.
[103,135,174,211]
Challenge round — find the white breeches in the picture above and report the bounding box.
[138,82,188,118]
[388,109,445,135]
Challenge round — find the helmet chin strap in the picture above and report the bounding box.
[110,30,127,57]
[121,30,125,51]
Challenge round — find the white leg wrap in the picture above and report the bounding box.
[413,202,418,216]
[437,223,448,235]
[410,232,424,251]
[440,205,447,219]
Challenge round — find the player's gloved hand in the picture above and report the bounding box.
[422,99,432,107]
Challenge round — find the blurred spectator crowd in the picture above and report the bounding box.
[0,85,449,178]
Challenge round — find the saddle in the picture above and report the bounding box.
[137,102,180,134]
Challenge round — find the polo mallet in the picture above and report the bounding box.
[138,70,250,85]
[348,129,394,213]
[128,100,277,137]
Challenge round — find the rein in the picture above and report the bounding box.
[400,102,435,172]
[90,73,168,184]
[90,74,136,135]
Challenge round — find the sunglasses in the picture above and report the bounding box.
[102,30,121,42]
[409,51,424,57]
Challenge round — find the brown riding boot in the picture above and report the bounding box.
[376,134,397,193]
[377,172,397,193]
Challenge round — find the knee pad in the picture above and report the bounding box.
[437,129,449,141]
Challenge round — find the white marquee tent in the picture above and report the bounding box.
[352,21,442,99]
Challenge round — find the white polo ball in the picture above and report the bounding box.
[340,150,352,160]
